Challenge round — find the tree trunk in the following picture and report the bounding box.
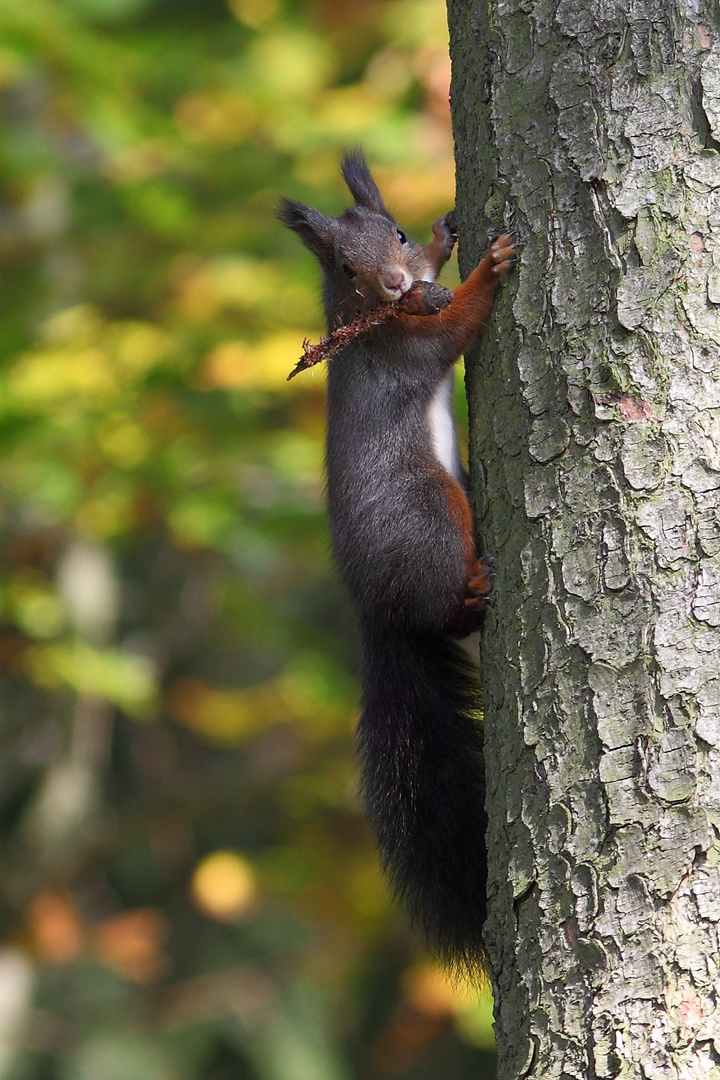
[447,1,720,1076]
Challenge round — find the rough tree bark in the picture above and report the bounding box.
[447,0,720,1077]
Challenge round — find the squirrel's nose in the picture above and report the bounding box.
[383,268,412,295]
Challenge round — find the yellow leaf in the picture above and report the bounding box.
[190,851,257,922]
[168,677,284,742]
[201,331,317,391]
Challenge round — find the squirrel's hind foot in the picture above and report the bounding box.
[445,557,492,637]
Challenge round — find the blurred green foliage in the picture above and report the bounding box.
[0,1,495,1077]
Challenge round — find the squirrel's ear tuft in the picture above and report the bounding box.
[278,199,334,265]
[341,150,392,218]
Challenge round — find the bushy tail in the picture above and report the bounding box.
[358,620,487,972]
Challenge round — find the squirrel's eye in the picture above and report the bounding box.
[342,263,356,279]
[396,229,407,244]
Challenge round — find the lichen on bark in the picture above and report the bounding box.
[447,0,720,1075]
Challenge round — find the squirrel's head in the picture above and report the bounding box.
[279,150,429,307]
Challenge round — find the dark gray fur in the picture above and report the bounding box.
[279,152,487,970]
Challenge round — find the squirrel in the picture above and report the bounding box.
[279,151,514,971]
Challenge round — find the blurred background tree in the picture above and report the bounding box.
[0,1,495,1076]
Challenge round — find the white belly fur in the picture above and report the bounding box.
[427,370,462,481]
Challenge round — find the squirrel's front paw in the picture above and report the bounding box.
[430,212,458,257]
[489,234,516,276]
